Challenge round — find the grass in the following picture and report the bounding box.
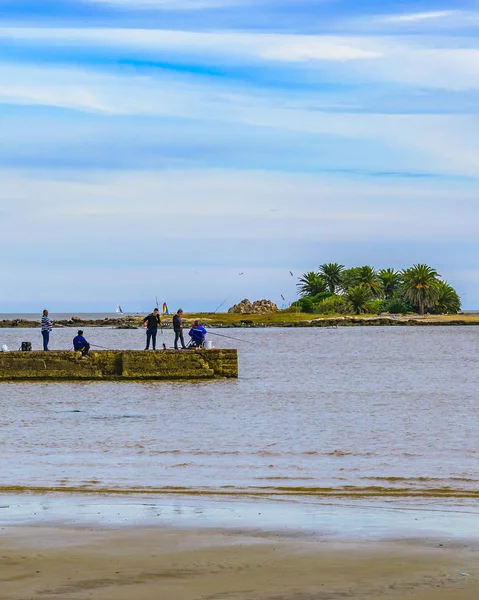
[154,311,479,326]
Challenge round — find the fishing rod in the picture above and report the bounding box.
[54,324,113,350]
[213,298,228,314]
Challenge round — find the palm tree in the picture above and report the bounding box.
[318,263,344,294]
[432,281,461,314]
[340,267,361,292]
[378,268,401,300]
[357,265,382,298]
[297,272,327,297]
[402,264,440,315]
[345,284,372,315]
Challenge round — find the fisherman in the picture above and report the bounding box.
[41,309,53,351]
[143,307,161,350]
[188,321,207,348]
[173,308,187,350]
[73,330,90,356]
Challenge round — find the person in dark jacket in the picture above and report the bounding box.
[173,308,187,350]
[188,321,207,348]
[73,330,90,356]
[143,308,161,350]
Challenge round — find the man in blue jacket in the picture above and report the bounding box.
[188,321,207,348]
[73,330,90,356]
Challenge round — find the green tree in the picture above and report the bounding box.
[356,265,382,298]
[318,263,344,294]
[431,281,461,314]
[345,284,372,315]
[340,267,362,291]
[402,264,439,315]
[378,268,401,300]
[297,272,327,297]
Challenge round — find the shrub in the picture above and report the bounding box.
[290,292,332,313]
[365,299,384,315]
[383,298,413,314]
[315,295,347,315]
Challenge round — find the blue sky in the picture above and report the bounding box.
[1,0,479,312]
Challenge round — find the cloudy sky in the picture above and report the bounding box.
[1,0,478,312]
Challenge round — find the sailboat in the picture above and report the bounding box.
[116,304,123,315]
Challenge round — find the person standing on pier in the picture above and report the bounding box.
[143,308,162,350]
[173,308,187,350]
[41,309,53,351]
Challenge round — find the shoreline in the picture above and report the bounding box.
[1,314,479,329]
[1,492,478,541]
[1,524,477,600]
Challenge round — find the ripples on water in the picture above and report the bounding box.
[0,326,478,500]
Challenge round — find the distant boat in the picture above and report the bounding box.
[116,304,123,315]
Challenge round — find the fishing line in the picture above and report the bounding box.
[54,324,113,350]
[209,331,253,344]
[90,343,113,350]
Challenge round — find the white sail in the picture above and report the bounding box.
[116,304,123,314]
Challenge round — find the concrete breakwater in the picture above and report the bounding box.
[0,349,238,381]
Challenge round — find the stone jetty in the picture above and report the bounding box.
[0,349,238,381]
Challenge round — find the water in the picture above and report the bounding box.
[0,326,478,533]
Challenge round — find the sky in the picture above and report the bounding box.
[1,0,479,312]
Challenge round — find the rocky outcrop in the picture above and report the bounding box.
[228,299,279,314]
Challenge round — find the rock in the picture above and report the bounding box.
[228,299,278,314]
[71,316,82,323]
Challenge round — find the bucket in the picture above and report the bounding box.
[204,340,213,350]
[1,344,8,352]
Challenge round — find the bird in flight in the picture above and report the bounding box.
[289,271,294,277]
[281,294,285,301]
[239,272,244,275]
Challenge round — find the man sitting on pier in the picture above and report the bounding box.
[73,330,90,356]
[188,321,207,348]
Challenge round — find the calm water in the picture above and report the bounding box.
[0,326,478,505]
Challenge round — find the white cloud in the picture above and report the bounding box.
[1,168,478,309]
[2,60,479,176]
[0,27,382,63]
[3,26,479,91]
[386,11,458,22]
[1,168,477,241]
[259,40,380,61]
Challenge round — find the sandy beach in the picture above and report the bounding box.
[1,526,477,600]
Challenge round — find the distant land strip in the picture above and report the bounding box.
[1,314,479,329]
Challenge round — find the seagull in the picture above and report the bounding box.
[281,294,285,301]
[289,271,294,277]
[239,272,244,275]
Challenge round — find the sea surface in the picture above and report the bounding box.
[0,325,478,536]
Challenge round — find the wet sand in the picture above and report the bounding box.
[0,526,477,600]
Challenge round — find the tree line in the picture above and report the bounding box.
[293,263,461,315]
